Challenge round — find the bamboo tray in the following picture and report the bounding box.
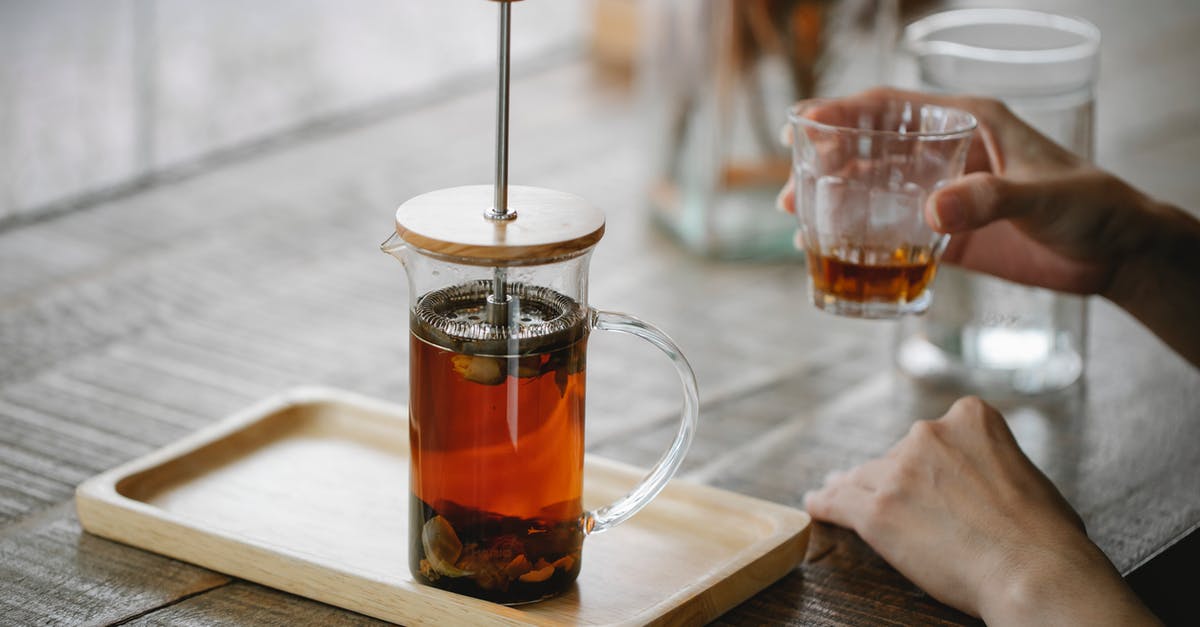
[75,388,810,626]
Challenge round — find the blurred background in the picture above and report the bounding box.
[0,0,587,225]
[5,0,1197,230]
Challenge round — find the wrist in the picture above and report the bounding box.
[1104,196,1200,367]
[1104,190,1199,299]
[978,537,1159,626]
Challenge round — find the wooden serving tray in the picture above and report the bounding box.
[76,388,810,626]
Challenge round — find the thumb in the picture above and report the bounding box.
[926,173,1011,233]
[927,171,1116,236]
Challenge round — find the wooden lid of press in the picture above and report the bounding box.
[394,185,606,265]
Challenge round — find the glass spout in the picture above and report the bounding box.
[381,232,406,260]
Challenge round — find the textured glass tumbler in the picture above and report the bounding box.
[894,9,1100,394]
[788,98,975,318]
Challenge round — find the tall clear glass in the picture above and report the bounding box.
[894,9,1100,394]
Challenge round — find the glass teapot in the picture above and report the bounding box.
[382,184,698,604]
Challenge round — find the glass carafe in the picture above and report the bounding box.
[382,185,698,604]
[641,0,901,259]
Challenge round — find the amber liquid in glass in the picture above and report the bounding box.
[409,285,587,604]
[807,246,937,303]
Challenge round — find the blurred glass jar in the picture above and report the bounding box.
[893,9,1101,395]
[640,0,900,259]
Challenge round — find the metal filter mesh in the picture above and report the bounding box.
[411,281,588,356]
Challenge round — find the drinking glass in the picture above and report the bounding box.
[788,97,975,318]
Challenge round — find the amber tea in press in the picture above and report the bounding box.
[408,282,588,603]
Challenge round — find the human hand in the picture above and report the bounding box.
[803,396,1160,626]
[781,88,1200,366]
[778,87,1156,297]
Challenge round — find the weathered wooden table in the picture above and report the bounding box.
[3,1,1198,624]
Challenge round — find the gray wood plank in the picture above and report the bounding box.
[0,503,229,626]
[125,581,389,627]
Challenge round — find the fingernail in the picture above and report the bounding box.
[823,470,843,484]
[778,123,794,147]
[775,183,792,213]
[933,190,965,232]
[927,199,943,231]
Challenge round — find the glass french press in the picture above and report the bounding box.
[382,1,698,605]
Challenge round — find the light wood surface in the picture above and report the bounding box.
[2,1,1199,625]
[394,185,606,264]
[77,388,811,626]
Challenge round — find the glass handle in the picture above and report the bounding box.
[583,309,699,535]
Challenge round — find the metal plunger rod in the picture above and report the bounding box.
[492,0,512,221]
[488,1,514,317]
